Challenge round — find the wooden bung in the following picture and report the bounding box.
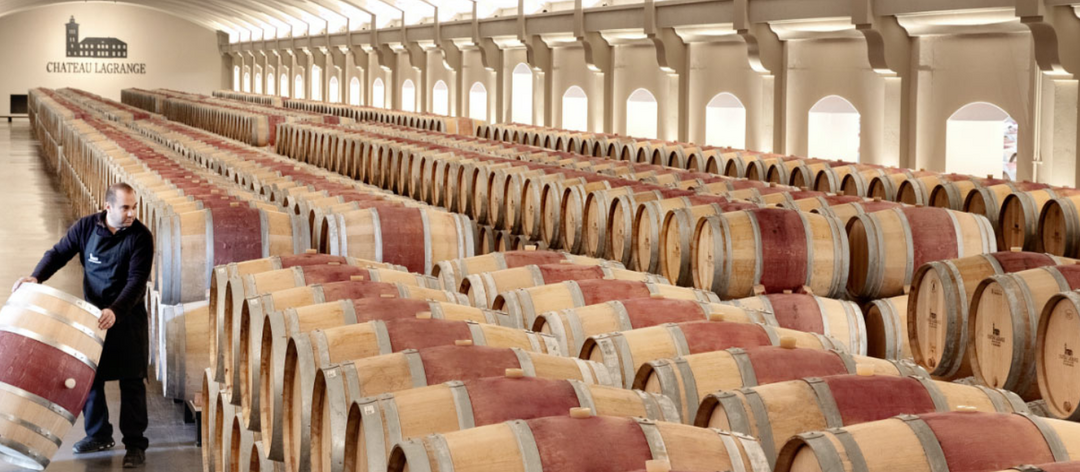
[570,407,593,418]
[903,284,911,295]
[455,340,474,346]
[650,293,666,299]
[350,275,365,281]
[1010,247,1021,252]
[559,259,573,264]
[380,293,395,298]
[856,364,876,376]
[415,311,432,319]
[305,248,317,254]
[64,378,77,389]
[956,405,978,412]
[505,368,525,378]
[801,285,814,295]
[525,245,537,251]
[707,313,725,322]
[780,336,798,349]
[783,289,792,294]
[328,261,340,266]
[229,202,240,207]
[753,284,766,295]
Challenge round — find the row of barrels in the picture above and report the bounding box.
[477,123,1080,261]
[194,248,1080,472]
[211,89,484,136]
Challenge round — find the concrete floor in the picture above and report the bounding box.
[0,121,203,471]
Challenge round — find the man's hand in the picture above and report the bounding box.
[11,276,37,293]
[99,308,116,330]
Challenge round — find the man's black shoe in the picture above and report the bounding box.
[123,449,145,468]
[72,436,115,454]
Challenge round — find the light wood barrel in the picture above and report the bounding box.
[433,250,621,291]
[160,300,210,401]
[636,346,927,421]
[840,168,907,197]
[997,463,1080,472]
[969,264,1080,400]
[279,319,560,472]
[727,293,866,356]
[811,200,904,228]
[212,392,237,472]
[698,374,1027,468]
[607,189,697,266]
[0,283,105,470]
[777,195,868,213]
[201,369,220,472]
[1038,195,1080,257]
[658,201,762,286]
[1037,290,1080,421]
[460,263,668,309]
[331,375,679,472]
[247,281,467,457]
[964,181,1053,232]
[387,415,770,472]
[863,295,911,360]
[319,206,475,274]
[579,184,658,258]
[692,208,849,299]
[493,280,721,329]
[908,251,1071,380]
[581,321,843,388]
[847,206,997,299]
[631,195,742,273]
[774,411,1080,472]
[999,188,1080,252]
[930,177,1008,210]
[220,264,428,388]
[239,296,508,433]
[157,205,308,305]
[896,174,975,206]
[813,164,880,193]
[788,161,854,190]
[866,170,935,202]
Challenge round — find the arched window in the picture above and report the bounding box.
[329,76,340,103]
[705,93,746,149]
[294,74,304,99]
[233,66,240,91]
[947,102,1017,180]
[372,78,385,108]
[401,79,416,112]
[432,80,449,116]
[561,86,588,132]
[626,88,658,139]
[280,73,289,98]
[254,73,262,94]
[311,65,322,101]
[469,82,487,121]
[243,71,251,93]
[349,77,361,106]
[267,68,275,96]
[808,95,860,162]
[511,63,533,124]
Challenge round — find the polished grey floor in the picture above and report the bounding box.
[0,121,203,471]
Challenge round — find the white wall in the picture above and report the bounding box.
[0,3,223,115]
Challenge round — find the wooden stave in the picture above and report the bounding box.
[1036,290,1080,421]
[863,295,912,361]
[460,264,668,309]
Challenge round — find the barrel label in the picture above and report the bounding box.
[989,323,1005,348]
[929,311,939,329]
[1061,344,1078,368]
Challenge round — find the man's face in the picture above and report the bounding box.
[105,189,138,229]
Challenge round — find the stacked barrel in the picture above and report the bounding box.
[21,85,1080,472]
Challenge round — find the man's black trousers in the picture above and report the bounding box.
[83,377,149,451]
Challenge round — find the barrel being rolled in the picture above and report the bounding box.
[635,345,927,422]
[493,279,720,329]
[387,414,770,472]
[332,375,679,472]
[774,411,1080,472]
[459,263,668,309]
[0,283,105,470]
[969,264,1080,400]
[908,251,1072,380]
[581,321,844,388]
[692,208,849,299]
[698,374,1028,467]
[847,206,997,299]
[1037,290,1080,421]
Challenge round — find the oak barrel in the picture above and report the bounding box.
[1037,290,1080,421]
[459,263,668,309]
[433,250,621,291]
[863,295,911,360]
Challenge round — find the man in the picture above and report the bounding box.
[13,182,154,468]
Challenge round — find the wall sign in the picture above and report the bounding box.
[47,16,146,74]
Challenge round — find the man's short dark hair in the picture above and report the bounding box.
[106,183,135,205]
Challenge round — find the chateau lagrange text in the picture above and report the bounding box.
[46,62,146,74]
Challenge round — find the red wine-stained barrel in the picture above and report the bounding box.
[697,374,1027,467]
[319,206,474,275]
[729,293,866,356]
[998,462,1080,472]
[0,283,106,470]
[331,375,678,472]
[692,208,849,299]
[847,206,997,299]
[433,250,622,291]
[387,415,771,472]
[907,251,1072,381]
[775,412,1080,472]
[157,205,307,305]
[460,263,668,309]
[636,346,927,421]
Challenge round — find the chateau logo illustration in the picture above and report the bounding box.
[66,16,127,58]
